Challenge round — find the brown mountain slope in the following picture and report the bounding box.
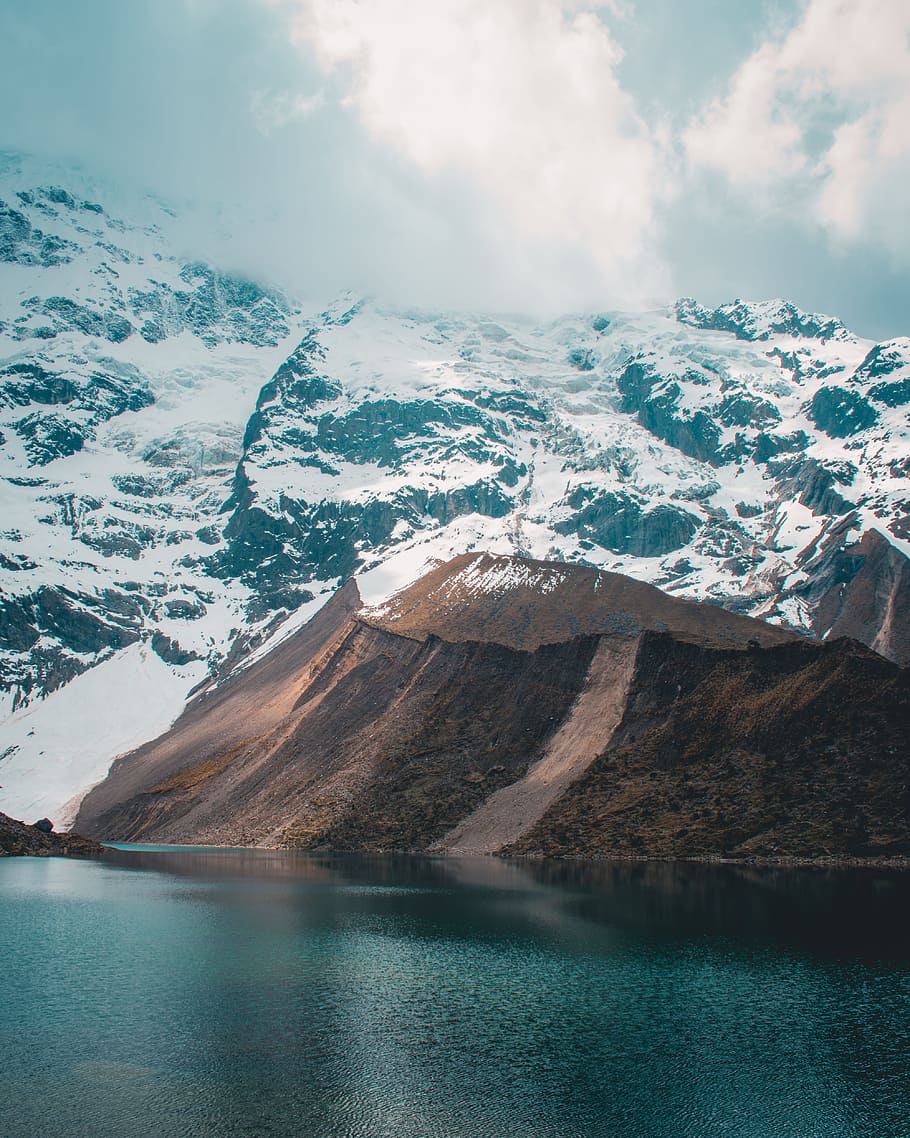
[365,551,795,650]
[75,553,909,860]
[434,635,638,854]
[509,633,910,859]
[76,618,604,846]
[76,578,362,831]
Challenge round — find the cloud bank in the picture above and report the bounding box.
[0,0,907,333]
[275,0,666,301]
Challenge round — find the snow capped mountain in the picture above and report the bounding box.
[0,152,311,714]
[222,291,910,635]
[1,153,908,824]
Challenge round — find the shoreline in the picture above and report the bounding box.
[502,851,910,870]
[85,841,910,871]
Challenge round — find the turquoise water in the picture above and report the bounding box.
[1,850,908,1138]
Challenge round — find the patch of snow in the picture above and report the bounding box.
[0,642,206,828]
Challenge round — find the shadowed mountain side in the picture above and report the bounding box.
[433,635,639,854]
[365,552,798,651]
[509,633,910,860]
[76,623,602,847]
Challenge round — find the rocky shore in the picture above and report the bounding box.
[0,811,103,857]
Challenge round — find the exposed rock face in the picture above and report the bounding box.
[675,297,850,343]
[75,554,909,861]
[776,527,910,666]
[0,810,102,857]
[813,531,910,664]
[810,386,878,438]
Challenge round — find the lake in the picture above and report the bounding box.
[1,848,908,1137]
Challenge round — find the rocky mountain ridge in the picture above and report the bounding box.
[74,554,909,860]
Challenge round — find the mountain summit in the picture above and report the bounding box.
[365,551,795,651]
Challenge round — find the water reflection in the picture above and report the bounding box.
[0,849,907,1137]
[103,844,910,962]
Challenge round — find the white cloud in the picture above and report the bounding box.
[267,0,669,302]
[684,41,806,192]
[684,0,910,253]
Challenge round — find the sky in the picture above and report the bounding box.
[1,0,908,338]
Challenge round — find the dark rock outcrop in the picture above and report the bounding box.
[554,489,699,557]
[675,297,848,343]
[0,811,102,857]
[0,358,154,467]
[0,584,144,701]
[0,199,80,266]
[615,361,723,464]
[128,263,290,348]
[810,386,878,438]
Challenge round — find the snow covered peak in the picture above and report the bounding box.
[0,156,314,720]
[851,338,910,388]
[675,296,852,344]
[0,150,295,354]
